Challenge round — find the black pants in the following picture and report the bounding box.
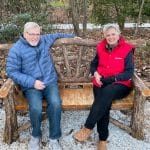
[84,83,131,141]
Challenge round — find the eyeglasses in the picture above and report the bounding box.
[26,32,40,36]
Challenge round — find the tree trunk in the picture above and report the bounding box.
[69,0,80,36]
[134,0,145,36]
[131,73,150,140]
[82,0,87,37]
[3,82,19,144]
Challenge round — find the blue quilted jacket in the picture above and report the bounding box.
[6,33,75,90]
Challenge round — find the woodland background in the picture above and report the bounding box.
[0,1,149,149]
[0,0,149,88]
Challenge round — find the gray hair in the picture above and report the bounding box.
[23,22,40,32]
[103,23,121,35]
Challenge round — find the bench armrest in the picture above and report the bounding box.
[0,78,14,98]
[133,72,150,97]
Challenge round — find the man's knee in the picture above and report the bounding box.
[47,94,62,106]
[51,99,62,109]
[30,106,42,115]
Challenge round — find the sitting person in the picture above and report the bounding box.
[73,23,135,150]
[6,22,78,150]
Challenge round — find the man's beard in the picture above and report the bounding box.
[29,41,39,46]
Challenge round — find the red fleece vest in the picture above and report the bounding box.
[93,37,134,87]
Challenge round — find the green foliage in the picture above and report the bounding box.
[142,1,150,20]
[12,13,31,25]
[0,12,51,42]
[49,0,67,7]
[33,12,49,26]
[11,13,32,31]
[0,13,32,42]
[0,0,51,42]
[89,0,133,29]
[0,23,19,43]
[89,0,149,30]
[4,0,47,14]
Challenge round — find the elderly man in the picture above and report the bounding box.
[6,22,77,150]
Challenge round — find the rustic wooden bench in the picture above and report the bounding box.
[0,38,149,144]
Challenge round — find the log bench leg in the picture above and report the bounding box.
[3,88,19,144]
[131,86,148,140]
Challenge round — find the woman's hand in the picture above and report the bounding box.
[94,71,103,86]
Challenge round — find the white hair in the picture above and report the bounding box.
[103,23,121,35]
[23,22,40,32]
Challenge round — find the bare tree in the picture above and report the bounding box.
[69,0,88,37]
[82,0,87,37]
[134,0,145,37]
[69,0,80,36]
[0,0,5,21]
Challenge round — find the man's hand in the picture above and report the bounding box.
[34,80,45,90]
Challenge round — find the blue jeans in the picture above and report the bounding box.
[24,82,62,139]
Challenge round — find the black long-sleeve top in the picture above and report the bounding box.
[90,50,134,81]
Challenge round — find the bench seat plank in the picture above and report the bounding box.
[14,83,134,111]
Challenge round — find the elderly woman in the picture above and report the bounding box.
[73,24,135,150]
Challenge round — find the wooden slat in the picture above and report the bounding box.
[60,83,94,110]
[111,91,134,110]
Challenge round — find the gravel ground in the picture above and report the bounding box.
[0,108,150,150]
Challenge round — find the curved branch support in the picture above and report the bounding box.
[62,45,71,76]
[53,38,98,47]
